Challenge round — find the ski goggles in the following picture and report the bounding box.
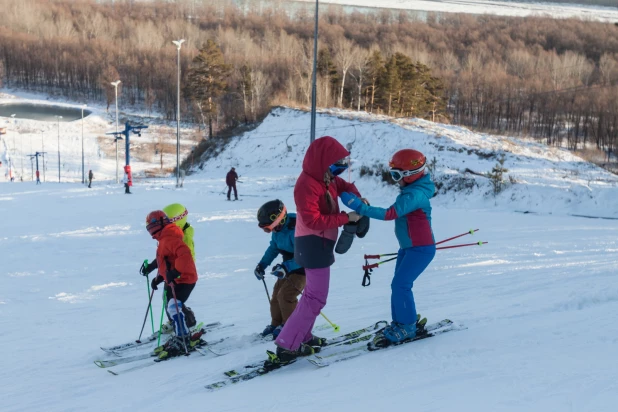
[259,205,287,233]
[329,158,349,176]
[389,164,426,182]
[146,219,164,236]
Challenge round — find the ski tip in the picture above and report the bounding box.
[94,361,105,368]
[107,370,118,376]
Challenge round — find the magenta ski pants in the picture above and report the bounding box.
[274,267,330,351]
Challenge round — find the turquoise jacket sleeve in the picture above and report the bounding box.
[259,237,280,268]
[357,192,424,221]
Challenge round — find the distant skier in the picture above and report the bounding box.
[341,149,435,348]
[88,170,93,188]
[254,199,305,340]
[144,210,199,355]
[122,171,131,194]
[36,170,41,185]
[226,167,238,201]
[140,204,196,333]
[265,136,363,367]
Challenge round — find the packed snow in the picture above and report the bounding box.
[2,101,618,411]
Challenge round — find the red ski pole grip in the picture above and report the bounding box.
[362,263,379,270]
[364,254,381,259]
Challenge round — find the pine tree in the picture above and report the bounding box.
[487,154,508,195]
[366,50,385,113]
[185,40,232,139]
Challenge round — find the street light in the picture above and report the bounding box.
[172,39,185,188]
[55,115,63,183]
[81,104,87,184]
[10,114,16,180]
[309,0,319,143]
[111,80,121,183]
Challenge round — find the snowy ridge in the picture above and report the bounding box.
[294,0,618,22]
[201,107,618,218]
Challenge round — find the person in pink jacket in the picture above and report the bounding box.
[265,136,363,368]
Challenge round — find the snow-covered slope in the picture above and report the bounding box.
[201,107,618,219]
[1,172,617,411]
[2,103,618,412]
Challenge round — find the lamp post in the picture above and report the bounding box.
[55,115,63,183]
[111,80,121,183]
[81,104,87,184]
[172,39,185,188]
[10,114,16,180]
[310,0,319,143]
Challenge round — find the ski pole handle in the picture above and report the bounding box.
[364,254,381,259]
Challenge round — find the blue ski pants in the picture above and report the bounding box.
[391,246,436,325]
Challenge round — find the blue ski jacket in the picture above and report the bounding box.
[355,174,436,249]
[259,213,303,274]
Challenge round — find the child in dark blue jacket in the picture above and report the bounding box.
[341,149,436,347]
[254,200,306,339]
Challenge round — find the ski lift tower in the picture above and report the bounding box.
[106,122,148,188]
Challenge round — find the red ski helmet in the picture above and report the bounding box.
[146,210,170,237]
[389,149,427,184]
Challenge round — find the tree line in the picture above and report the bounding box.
[1,0,618,155]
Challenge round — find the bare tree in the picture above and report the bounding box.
[349,47,369,111]
[334,38,356,108]
[599,53,618,86]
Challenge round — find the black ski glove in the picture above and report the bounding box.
[254,264,266,281]
[166,268,181,284]
[140,260,158,276]
[151,275,164,290]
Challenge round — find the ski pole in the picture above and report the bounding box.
[262,278,271,303]
[144,260,155,335]
[319,311,340,333]
[288,280,340,332]
[169,281,190,355]
[137,288,156,343]
[437,241,488,250]
[157,290,167,347]
[436,229,479,245]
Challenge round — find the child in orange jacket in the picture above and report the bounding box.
[145,210,198,348]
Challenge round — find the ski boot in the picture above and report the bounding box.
[263,343,319,371]
[304,335,327,348]
[371,314,427,349]
[261,325,277,337]
[155,335,189,359]
[272,325,283,339]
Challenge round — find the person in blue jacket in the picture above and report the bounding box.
[254,199,306,339]
[341,149,436,347]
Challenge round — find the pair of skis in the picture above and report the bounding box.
[99,321,227,356]
[95,322,233,375]
[204,319,463,391]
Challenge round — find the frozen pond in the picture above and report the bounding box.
[0,103,91,122]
